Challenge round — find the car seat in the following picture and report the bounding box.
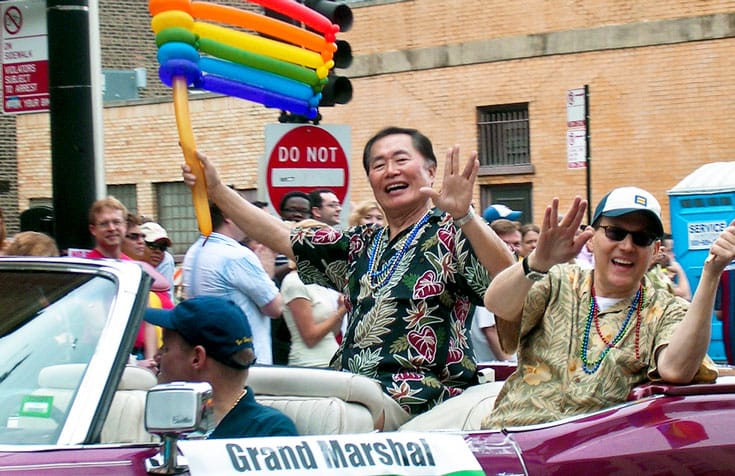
[248,366,386,434]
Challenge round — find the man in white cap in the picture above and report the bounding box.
[140,221,175,301]
[482,187,735,428]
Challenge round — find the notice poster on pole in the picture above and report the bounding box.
[566,87,586,169]
[566,128,586,169]
[1,0,49,114]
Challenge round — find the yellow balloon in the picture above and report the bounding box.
[151,10,193,33]
[172,77,212,236]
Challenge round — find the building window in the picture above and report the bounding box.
[477,103,532,174]
[480,183,533,225]
[155,182,199,255]
[28,197,53,209]
[107,184,138,216]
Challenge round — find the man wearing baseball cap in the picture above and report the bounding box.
[145,296,297,438]
[482,204,522,224]
[140,221,175,301]
[481,187,735,428]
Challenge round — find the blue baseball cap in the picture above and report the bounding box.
[145,296,254,369]
[482,204,522,223]
[592,186,664,238]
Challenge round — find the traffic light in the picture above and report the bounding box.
[303,0,353,33]
[320,72,352,106]
[311,1,353,107]
[264,0,353,117]
[320,36,352,106]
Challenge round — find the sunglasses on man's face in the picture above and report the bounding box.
[146,242,168,252]
[598,225,657,247]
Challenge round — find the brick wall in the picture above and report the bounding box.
[346,0,735,53]
[99,0,259,98]
[11,0,735,233]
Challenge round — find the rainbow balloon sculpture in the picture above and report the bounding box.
[148,0,344,235]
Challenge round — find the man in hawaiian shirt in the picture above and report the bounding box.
[183,127,515,429]
[482,187,734,428]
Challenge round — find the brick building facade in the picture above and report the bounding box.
[3,0,734,252]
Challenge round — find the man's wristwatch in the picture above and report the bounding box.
[453,206,475,228]
[522,256,547,281]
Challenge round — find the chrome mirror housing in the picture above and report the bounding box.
[145,381,214,435]
[145,382,214,475]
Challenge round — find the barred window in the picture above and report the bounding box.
[155,182,199,255]
[477,104,530,169]
[107,184,137,216]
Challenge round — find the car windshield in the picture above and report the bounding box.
[0,269,116,445]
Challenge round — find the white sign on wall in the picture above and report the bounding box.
[687,220,728,250]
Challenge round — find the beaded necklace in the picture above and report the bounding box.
[580,284,644,374]
[367,211,431,290]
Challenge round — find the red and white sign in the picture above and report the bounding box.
[263,124,351,220]
[566,128,586,169]
[1,0,49,114]
[566,87,587,169]
[566,88,586,128]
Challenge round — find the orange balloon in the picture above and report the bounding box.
[172,78,212,236]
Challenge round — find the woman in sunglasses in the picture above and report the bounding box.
[140,221,176,302]
[482,186,735,428]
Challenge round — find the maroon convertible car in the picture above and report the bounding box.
[1,257,733,475]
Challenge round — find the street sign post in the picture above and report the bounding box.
[1,0,49,114]
[567,85,591,223]
[262,124,351,224]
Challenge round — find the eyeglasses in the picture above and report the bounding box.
[146,242,168,252]
[125,233,144,241]
[96,219,124,228]
[598,225,656,247]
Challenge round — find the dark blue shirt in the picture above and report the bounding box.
[208,387,298,438]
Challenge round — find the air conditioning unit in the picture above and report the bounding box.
[102,68,145,102]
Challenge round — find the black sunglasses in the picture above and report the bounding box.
[598,225,656,247]
[146,242,168,251]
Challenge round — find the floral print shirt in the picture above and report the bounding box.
[483,264,718,428]
[290,208,491,415]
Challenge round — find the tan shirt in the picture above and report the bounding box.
[483,264,717,428]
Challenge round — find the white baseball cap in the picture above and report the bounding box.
[592,187,664,237]
[140,222,172,246]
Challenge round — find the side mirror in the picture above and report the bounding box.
[145,382,214,475]
[145,381,214,435]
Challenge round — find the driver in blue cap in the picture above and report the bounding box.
[145,296,298,438]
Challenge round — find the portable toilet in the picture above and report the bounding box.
[668,162,735,363]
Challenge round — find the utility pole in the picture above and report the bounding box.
[47,0,103,251]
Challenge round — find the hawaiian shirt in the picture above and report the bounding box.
[290,208,491,415]
[646,264,676,295]
[483,264,718,428]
